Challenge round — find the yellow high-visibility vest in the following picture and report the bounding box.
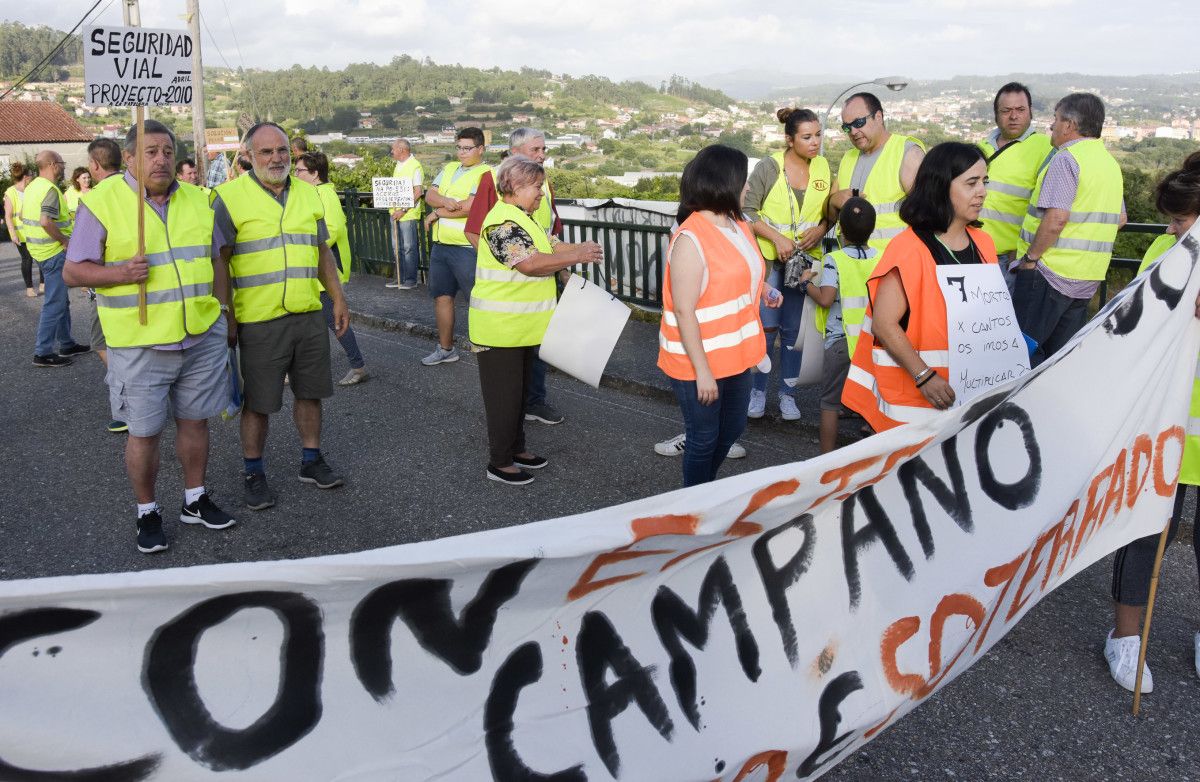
[813,246,879,356]
[390,156,424,222]
[755,151,830,260]
[468,201,557,348]
[317,182,351,285]
[19,176,72,261]
[977,132,1053,255]
[835,134,925,253]
[432,161,492,246]
[84,180,219,348]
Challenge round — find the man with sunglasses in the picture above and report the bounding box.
[828,93,925,252]
[421,127,492,366]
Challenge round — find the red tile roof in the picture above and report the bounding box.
[0,100,93,144]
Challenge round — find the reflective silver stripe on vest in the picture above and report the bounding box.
[96,282,213,309]
[845,363,941,424]
[108,244,211,268]
[861,315,873,334]
[841,296,869,310]
[20,217,70,229]
[475,267,543,283]
[232,266,319,289]
[468,297,556,314]
[662,293,754,327]
[1023,205,1120,225]
[24,236,57,245]
[871,348,949,368]
[872,226,905,240]
[233,232,320,255]
[874,201,901,215]
[980,208,1023,226]
[1189,417,1200,438]
[986,181,1032,199]
[658,319,762,355]
[1052,236,1114,253]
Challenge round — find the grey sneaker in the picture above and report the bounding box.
[397,282,418,290]
[524,402,563,425]
[243,472,276,511]
[421,345,459,366]
[299,456,345,489]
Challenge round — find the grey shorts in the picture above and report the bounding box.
[106,319,229,437]
[89,293,106,350]
[239,310,332,414]
[819,338,851,411]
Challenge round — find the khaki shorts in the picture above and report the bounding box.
[819,338,851,412]
[106,319,228,437]
[89,293,106,350]
[239,310,332,414]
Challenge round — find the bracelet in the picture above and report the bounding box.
[913,367,934,384]
[915,371,936,388]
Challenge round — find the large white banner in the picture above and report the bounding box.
[1,237,1198,781]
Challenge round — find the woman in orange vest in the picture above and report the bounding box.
[842,142,996,432]
[658,144,780,486]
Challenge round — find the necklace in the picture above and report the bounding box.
[934,232,977,265]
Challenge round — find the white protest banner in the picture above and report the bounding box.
[0,238,1197,780]
[84,26,194,107]
[204,127,241,153]
[539,274,632,388]
[372,177,415,209]
[936,264,1031,406]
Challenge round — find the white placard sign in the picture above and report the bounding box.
[936,263,1030,407]
[84,26,194,107]
[539,274,631,387]
[786,295,826,387]
[0,237,1196,781]
[371,177,415,209]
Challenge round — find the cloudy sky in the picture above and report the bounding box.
[5,0,1193,86]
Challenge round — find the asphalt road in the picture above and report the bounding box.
[1,244,1198,781]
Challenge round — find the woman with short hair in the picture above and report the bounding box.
[658,144,781,487]
[469,155,602,485]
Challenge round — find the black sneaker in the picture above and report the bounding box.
[298,456,345,489]
[243,472,276,510]
[136,510,168,554]
[524,402,564,425]
[486,465,534,485]
[180,492,237,530]
[58,343,91,357]
[33,353,72,367]
[512,454,548,470]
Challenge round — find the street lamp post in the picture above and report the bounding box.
[821,76,909,154]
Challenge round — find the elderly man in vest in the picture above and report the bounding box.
[21,149,90,367]
[212,122,350,511]
[827,92,925,253]
[386,138,424,290]
[978,82,1054,280]
[1013,92,1125,366]
[465,127,567,425]
[63,120,235,553]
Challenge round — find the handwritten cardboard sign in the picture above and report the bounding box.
[371,177,415,209]
[84,26,194,107]
[203,127,240,152]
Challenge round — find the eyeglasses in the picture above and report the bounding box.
[840,115,872,134]
[455,144,479,152]
[295,167,310,174]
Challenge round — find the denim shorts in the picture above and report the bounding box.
[427,242,476,299]
[105,319,228,437]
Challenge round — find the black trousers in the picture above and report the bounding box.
[1011,268,1090,367]
[1111,484,1200,606]
[17,242,41,289]
[477,345,535,468]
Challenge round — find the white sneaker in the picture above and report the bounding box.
[1104,630,1152,693]
[748,389,766,419]
[653,433,746,459]
[385,282,400,288]
[1194,632,1200,679]
[779,395,801,421]
[654,433,686,456]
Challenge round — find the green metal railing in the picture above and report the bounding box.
[341,190,1168,309]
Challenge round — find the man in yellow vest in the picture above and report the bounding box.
[63,120,236,553]
[465,127,565,425]
[1013,92,1125,366]
[21,149,89,367]
[212,122,351,511]
[387,138,424,290]
[827,92,925,252]
[421,127,492,365]
[977,82,1054,277]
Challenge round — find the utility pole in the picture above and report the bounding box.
[121,0,142,124]
[186,0,207,181]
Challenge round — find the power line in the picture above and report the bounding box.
[197,3,259,119]
[0,0,108,101]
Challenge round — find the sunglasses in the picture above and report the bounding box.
[841,114,873,134]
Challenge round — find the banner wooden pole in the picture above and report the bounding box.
[1132,519,1172,715]
[135,105,147,325]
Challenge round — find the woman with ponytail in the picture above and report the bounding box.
[743,107,832,421]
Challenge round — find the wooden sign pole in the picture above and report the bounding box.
[1132,518,1172,715]
[135,104,147,325]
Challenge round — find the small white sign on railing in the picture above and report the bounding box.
[371,177,415,209]
[84,26,194,107]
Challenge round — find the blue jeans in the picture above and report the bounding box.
[33,251,77,356]
[670,369,752,487]
[753,263,803,398]
[393,219,420,286]
[321,292,364,369]
[525,357,548,407]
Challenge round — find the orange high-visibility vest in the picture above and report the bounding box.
[842,226,998,432]
[658,212,767,381]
